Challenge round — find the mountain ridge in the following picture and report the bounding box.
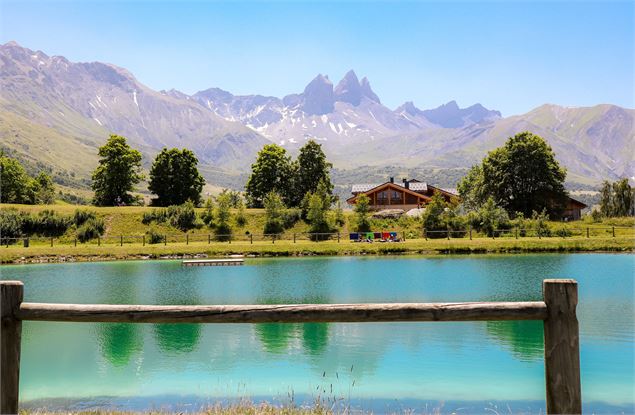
[1,41,633,191]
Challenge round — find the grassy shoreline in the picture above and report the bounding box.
[1,236,633,264]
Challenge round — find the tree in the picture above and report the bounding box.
[0,154,30,203]
[292,140,333,206]
[421,192,448,238]
[92,135,143,206]
[33,172,55,204]
[245,144,293,207]
[0,155,55,204]
[148,148,205,206]
[599,179,635,217]
[353,194,372,232]
[458,131,567,217]
[306,184,335,240]
[263,191,286,234]
[214,192,233,241]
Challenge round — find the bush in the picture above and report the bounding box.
[73,209,97,227]
[531,209,551,237]
[0,209,28,242]
[142,201,201,232]
[201,198,215,226]
[283,208,302,229]
[235,203,247,227]
[26,210,72,236]
[146,227,164,244]
[554,228,573,237]
[76,217,105,242]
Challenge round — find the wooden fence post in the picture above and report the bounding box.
[120,235,123,246]
[424,228,427,241]
[164,235,167,246]
[612,226,615,237]
[586,227,589,238]
[1,281,24,414]
[250,234,253,244]
[469,225,472,240]
[208,234,211,244]
[337,232,340,243]
[186,234,189,245]
[74,238,77,247]
[293,233,296,243]
[50,237,53,247]
[98,236,100,246]
[515,227,518,239]
[543,279,581,415]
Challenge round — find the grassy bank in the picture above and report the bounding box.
[1,236,633,264]
[1,204,633,264]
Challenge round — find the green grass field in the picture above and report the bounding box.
[1,204,633,263]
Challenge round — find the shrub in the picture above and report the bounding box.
[142,208,168,224]
[474,197,510,237]
[554,227,573,238]
[263,191,286,235]
[214,192,233,241]
[201,197,215,226]
[143,202,201,231]
[76,217,105,242]
[531,209,551,237]
[235,202,247,227]
[282,208,302,229]
[26,210,71,236]
[146,227,164,244]
[0,209,28,243]
[73,209,97,227]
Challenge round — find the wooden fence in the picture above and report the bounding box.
[0,279,581,414]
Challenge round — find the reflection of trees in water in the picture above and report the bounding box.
[98,323,142,366]
[302,323,329,356]
[154,323,201,354]
[486,320,544,362]
[97,266,143,366]
[256,323,299,353]
[152,273,202,354]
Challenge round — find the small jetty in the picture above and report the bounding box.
[182,258,244,267]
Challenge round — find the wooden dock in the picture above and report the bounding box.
[182,258,244,267]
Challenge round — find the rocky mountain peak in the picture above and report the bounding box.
[334,70,362,106]
[301,74,335,115]
[360,76,380,104]
[396,101,422,116]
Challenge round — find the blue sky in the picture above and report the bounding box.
[1,0,633,115]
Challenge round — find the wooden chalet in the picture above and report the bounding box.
[562,197,587,221]
[346,177,458,210]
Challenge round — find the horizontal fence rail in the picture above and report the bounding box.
[1,279,581,414]
[16,301,548,323]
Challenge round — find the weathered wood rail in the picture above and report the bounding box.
[0,279,581,414]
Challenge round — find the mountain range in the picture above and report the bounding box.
[1,41,633,193]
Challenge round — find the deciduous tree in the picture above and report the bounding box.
[92,135,143,206]
[148,148,205,206]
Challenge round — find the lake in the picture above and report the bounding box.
[1,254,633,413]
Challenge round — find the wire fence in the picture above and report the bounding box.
[0,226,631,248]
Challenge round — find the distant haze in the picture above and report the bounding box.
[0,1,633,115]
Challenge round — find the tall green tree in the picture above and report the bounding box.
[599,179,635,217]
[457,131,567,217]
[245,144,293,207]
[92,135,143,206]
[214,191,233,241]
[292,140,333,206]
[148,148,205,206]
[263,191,286,234]
[353,194,372,232]
[33,172,55,204]
[0,154,31,203]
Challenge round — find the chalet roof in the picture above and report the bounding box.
[352,182,428,193]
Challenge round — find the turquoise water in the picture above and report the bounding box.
[1,254,633,413]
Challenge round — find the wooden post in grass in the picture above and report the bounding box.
[586,227,589,238]
[50,237,53,247]
[250,234,253,244]
[424,228,427,240]
[186,234,189,245]
[612,226,615,237]
[164,235,167,246]
[120,235,123,247]
[293,233,296,243]
[447,226,450,240]
[543,279,581,415]
[515,227,518,239]
[208,234,211,244]
[97,236,100,246]
[74,238,77,247]
[337,232,340,243]
[1,281,23,414]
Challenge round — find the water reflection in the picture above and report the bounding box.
[96,265,143,366]
[486,321,544,362]
[152,271,202,354]
[256,323,299,353]
[302,323,330,356]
